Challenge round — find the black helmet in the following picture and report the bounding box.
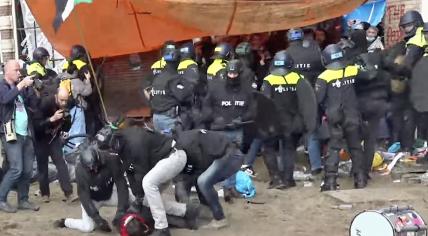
[322,44,346,70]
[70,44,87,61]
[235,42,252,57]
[179,42,195,60]
[79,142,101,173]
[287,28,304,42]
[399,10,424,39]
[226,59,242,74]
[270,50,294,76]
[32,47,50,63]
[212,43,232,60]
[163,45,179,63]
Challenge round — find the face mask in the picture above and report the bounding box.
[366,36,376,42]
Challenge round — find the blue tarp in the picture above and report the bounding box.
[344,0,386,26]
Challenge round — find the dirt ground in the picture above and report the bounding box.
[1,156,428,236]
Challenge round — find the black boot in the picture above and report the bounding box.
[320,175,337,192]
[354,172,368,189]
[267,175,286,189]
[263,154,285,189]
[151,228,171,236]
[184,203,200,229]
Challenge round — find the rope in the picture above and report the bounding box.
[73,10,110,123]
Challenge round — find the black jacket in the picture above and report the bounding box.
[0,79,37,135]
[176,129,230,172]
[287,40,324,87]
[150,65,181,114]
[202,79,255,130]
[117,127,173,199]
[75,145,129,220]
[32,95,72,140]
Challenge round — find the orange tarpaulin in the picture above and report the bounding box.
[26,0,365,58]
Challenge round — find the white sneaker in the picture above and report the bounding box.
[200,219,229,230]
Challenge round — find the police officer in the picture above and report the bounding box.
[201,59,254,200]
[286,28,324,175]
[178,42,199,84]
[206,43,232,80]
[235,41,258,89]
[316,44,366,191]
[354,45,389,179]
[410,23,428,140]
[27,47,50,81]
[150,41,176,77]
[53,134,130,233]
[392,10,426,77]
[149,43,181,135]
[261,50,316,189]
[384,10,426,151]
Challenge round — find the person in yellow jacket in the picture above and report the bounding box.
[26,47,50,91]
[206,43,232,80]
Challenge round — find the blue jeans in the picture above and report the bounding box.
[308,132,322,171]
[244,138,263,166]
[197,146,243,220]
[0,135,34,202]
[153,114,177,136]
[222,130,243,189]
[64,106,86,154]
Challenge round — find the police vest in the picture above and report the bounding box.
[318,65,358,86]
[406,27,428,48]
[62,59,87,71]
[27,62,46,77]
[207,59,227,80]
[264,72,302,116]
[151,58,166,75]
[178,59,197,73]
[150,69,180,113]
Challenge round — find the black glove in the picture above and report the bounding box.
[128,197,144,213]
[94,215,112,232]
[53,218,66,228]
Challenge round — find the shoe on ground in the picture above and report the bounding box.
[311,168,323,176]
[63,193,79,203]
[200,218,229,230]
[42,195,50,203]
[0,201,17,213]
[282,179,297,189]
[241,165,257,177]
[18,200,39,211]
[53,218,66,228]
[151,227,171,236]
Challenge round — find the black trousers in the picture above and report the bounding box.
[174,172,204,204]
[35,136,73,197]
[361,114,382,175]
[325,121,364,177]
[390,97,416,151]
[263,134,301,182]
[416,112,428,140]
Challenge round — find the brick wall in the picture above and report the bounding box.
[102,50,159,116]
[384,0,422,48]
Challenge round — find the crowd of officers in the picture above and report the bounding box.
[146,10,428,199]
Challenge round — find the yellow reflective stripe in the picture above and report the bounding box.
[406,27,427,48]
[264,72,301,85]
[73,60,86,70]
[27,62,46,76]
[318,65,358,83]
[62,61,70,70]
[207,59,226,76]
[177,59,197,71]
[151,58,166,70]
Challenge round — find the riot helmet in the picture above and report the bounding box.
[321,44,346,70]
[270,50,294,76]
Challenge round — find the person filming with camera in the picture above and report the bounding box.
[33,86,77,204]
[0,60,39,213]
